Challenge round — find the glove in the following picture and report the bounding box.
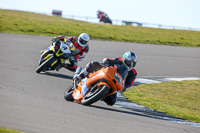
[102,58,110,67]
[73,74,81,82]
[52,37,60,42]
[70,56,77,62]
[101,60,110,67]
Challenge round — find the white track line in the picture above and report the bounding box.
[115,77,200,127]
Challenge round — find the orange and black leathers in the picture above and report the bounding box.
[53,36,89,72]
[103,57,137,90]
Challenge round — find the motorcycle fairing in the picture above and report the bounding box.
[72,66,125,103]
[41,41,72,69]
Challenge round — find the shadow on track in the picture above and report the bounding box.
[40,72,73,79]
[89,104,184,122]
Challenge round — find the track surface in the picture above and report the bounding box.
[0,33,199,133]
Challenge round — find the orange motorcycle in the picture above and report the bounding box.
[64,65,126,106]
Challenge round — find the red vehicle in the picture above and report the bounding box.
[97,10,112,24]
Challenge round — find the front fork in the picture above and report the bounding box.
[39,46,68,69]
[40,45,56,65]
[39,49,51,65]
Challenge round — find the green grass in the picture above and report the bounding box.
[123,80,200,123]
[0,127,22,133]
[1,9,200,47]
[0,9,200,129]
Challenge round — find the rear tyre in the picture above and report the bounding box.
[36,56,56,73]
[81,85,109,106]
[64,84,75,101]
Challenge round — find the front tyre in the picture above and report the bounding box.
[36,56,56,73]
[64,84,75,101]
[39,51,52,65]
[81,85,109,106]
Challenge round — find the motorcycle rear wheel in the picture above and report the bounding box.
[36,56,56,73]
[64,84,75,101]
[81,85,109,106]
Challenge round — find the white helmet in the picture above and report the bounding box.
[78,33,90,47]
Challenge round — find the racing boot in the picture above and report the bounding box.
[55,64,62,71]
[73,68,88,82]
[56,63,70,71]
[64,64,77,72]
[103,92,117,106]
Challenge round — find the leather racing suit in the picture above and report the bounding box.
[97,11,106,22]
[52,36,89,72]
[103,57,137,90]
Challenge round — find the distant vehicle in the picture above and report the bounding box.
[97,10,112,24]
[52,10,62,17]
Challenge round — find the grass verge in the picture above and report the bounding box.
[1,9,200,47]
[0,127,22,133]
[123,80,200,123]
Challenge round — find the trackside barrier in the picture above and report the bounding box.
[61,14,200,31]
[41,12,200,31]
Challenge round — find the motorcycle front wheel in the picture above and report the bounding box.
[64,84,75,101]
[35,56,56,73]
[39,51,52,65]
[81,85,109,106]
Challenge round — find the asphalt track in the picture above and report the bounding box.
[0,33,199,133]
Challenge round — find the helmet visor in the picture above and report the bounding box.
[125,60,136,68]
[79,37,88,45]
